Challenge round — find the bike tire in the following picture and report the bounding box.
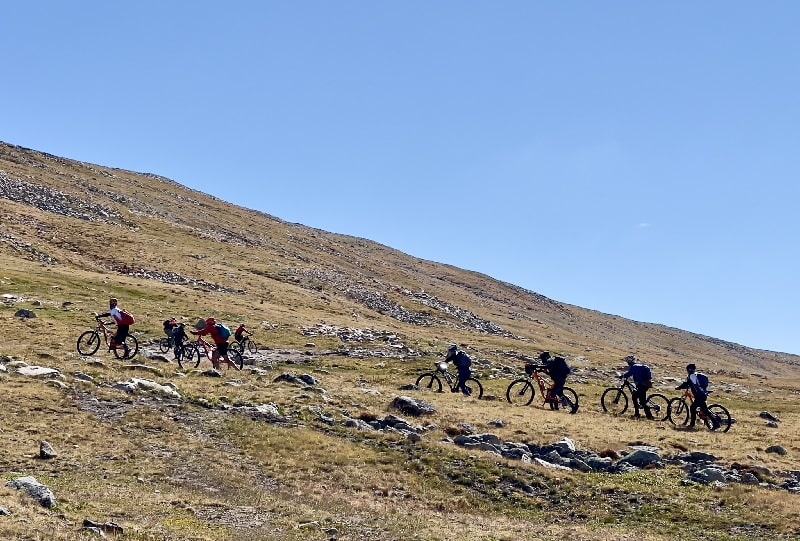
[415,373,443,393]
[247,340,258,354]
[179,343,202,369]
[176,343,193,369]
[706,404,731,433]
[600,387,629,415]
[561,387,579,414]
[113,334,139,360]
[668,398,690,426]
[158,337,171,353]
[646,393,670,421]
[465,377,483,399]
[228,348,244,370]
[77,331,101,356]
[506,379,536,406]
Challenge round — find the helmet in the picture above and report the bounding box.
[625,355,637,366]
[205,317,216,327]
[240,323,246,327]
[447,344,457,354]
[686,363,697,373]
[539,351,552,362]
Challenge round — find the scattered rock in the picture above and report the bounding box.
[39,441,57,459]
[6,476,56,508]
[765,445,788,456]
[83,519,124,536]
[759,411,781,423]
[390,396,436,416]
[14,309,37,318]
[16,366,62,378]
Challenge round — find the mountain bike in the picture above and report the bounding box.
[415,361,484,398]
[178,335,243,370]
[600,377,669,420]
[506,363,579,413]
[77,316,139,359]
[668,389,731,432]
[232,335,258,355]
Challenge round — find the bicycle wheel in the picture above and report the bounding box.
[600,387,628,415]
[176,343,194,369]
[231,340,243,354]
[158,337,171,353]
[247,340,258,354]
[705,404,731,432]
[465,377,483,399]
[645,393,670,421]
[227,348,244,370]
[180,343,202,369]
[560,387,579,414]
[415,373,443,393]
[113,334,139,360]
[668,398,690,426]
[77,331,101,356]
[506,379,536,406]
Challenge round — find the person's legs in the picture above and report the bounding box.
[115,325,130,356]
[633,386,653,418]
[457,370,472,395]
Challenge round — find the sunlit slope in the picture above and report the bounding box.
[1,140,796,376]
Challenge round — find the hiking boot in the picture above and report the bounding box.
[712,418,721,430]
[123,345,130,358]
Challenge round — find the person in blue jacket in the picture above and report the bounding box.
[621,355,654,419]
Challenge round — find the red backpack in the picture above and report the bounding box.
[118,310,135,325]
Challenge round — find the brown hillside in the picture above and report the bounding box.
[1,140,798,541]
[1,141,796,375]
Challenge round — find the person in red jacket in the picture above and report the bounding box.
[191,317,235,370]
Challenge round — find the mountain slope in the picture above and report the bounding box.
[1,140,799,541]
[1,140,796,376]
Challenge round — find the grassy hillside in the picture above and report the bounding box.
[0,141,798,540]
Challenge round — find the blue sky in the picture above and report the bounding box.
[3,2,799,354]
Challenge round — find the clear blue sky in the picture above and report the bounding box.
[3,2,799,354]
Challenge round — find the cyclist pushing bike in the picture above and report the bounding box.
[171,322,188,359]
[535,352,571,409]
[94,297,134,358]
[444,344,473,396]
[234,323,251,346]
[191,317,233,370]
[676,363,720,430]
[620,355,654,419]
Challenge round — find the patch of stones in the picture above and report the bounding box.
[109,264,245,294]
[300,324,421,357]
[297,268,523,339]
[0,231,57,264]
[0,169,122,223]
[448,433,800,494]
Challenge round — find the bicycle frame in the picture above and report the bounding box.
[600,378,669,420]
[434,364,459,391]
[530,370,560,405]
[668,388,731,432]
[506,364,579,413]
[76,317,139,359]
[414,361,484,398]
